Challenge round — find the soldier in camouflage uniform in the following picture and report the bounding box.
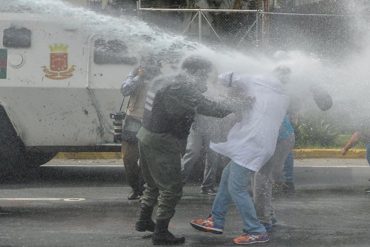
[135,56,249,245]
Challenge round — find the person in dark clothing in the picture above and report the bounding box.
[135,55,252,245]
[120,57,162,200]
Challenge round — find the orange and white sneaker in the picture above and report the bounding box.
[190,216,223,234]
[233,232,269,245]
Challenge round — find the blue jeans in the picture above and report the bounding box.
[211,161,266,233]
[282,152,294,183]
[366,142,370,166]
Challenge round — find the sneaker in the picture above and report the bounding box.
[190,216,223,234]
[365,187,370,193]
[233,232,269,245]
[200,188,217,196]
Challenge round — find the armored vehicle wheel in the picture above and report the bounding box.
[0,106,56,174]
[23,150,57,167]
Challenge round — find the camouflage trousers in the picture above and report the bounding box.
[121,141,144,193]
[137,127,184,220]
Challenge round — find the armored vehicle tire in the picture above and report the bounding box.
[0,106,56,174]
[0,147,56,175]
[23,150,57,167]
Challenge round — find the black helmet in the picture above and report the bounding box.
[181,55,213,76]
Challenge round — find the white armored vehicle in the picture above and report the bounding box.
[0,12,142,172]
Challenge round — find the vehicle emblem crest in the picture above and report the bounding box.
[42,44,76,80]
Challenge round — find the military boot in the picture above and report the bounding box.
[152,218,185,245]
[135,204,156,232]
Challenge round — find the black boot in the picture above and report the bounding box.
[135,204,156,232]
[128,190,142,200]
[152,218,185,245]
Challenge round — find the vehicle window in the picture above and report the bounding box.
[3,26,32,48]
[93,38,137,65]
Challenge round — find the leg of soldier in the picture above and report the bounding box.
[149,145,183,220]
[136,140,160,233]
[141,133,185,245]
[181,126,203,184]
[254,135,295,228]
[138,141,160,208]
[122,141,143,200]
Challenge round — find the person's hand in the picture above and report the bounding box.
[234,96,255,111]
[341,145,350,156]
[239,96,255,111]
[231,96,255,122]
[244,96,255,106]
[341,132,360,156]
[137,67,145,77]
[236,111,248,122]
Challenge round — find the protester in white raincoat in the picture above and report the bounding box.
[190,67,291,246]
[210,70,290,172]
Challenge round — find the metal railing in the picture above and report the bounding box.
[136,1,356,54]
[137,1,261,48]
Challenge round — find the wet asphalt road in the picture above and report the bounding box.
[0,159,369,247]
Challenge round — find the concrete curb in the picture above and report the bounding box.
[55,152,122,160]
[54,149,367,160]
[294,149,366,159]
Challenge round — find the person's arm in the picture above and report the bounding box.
[196,97,233,118]
[215,72,255,119]
[217,72,243,88]
[163,82,232,118]
[197,89,255,118]
[120,67,144,96]
[342,131,361,155]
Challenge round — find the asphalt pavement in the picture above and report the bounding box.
[0,158,369,247]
